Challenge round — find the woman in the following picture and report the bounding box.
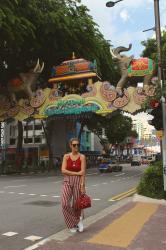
[61,138,86,233]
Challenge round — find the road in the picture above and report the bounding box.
[0,164,146,250]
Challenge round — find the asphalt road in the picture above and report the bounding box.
[0,164,147,250]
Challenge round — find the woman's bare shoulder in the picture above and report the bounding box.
[80,154,86,160]
[63,153,70,159]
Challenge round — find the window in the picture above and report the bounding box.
[10,138,16,145]
[86,132,89,142]
[34,124,42,130]
[34,137,42,143]
[24,125,33,131]
[24,138,33,144]
[10,125,16,137]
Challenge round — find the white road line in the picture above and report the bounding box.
[0,191,5,193]
[24,236,43,242]
[52,181,62,184]
[4,185,27,189]
[40,195,48,197]
[18,193,26,195]
[8,192,15,194]
[28,194,36,196]
[115,173,125,177]
[87,173,98,176]
[102,183,107,185]
[92,198,101,201]
[52,195,60,198]
[92,184,98,187]
[2,232,18,237]
[110,180,115,183]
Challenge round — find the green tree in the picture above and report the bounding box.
[0,0,115,84]
[141,30,166,78]
[141,31,166,131]
[79,112,135,154]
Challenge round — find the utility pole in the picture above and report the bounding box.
[154,0,166,191]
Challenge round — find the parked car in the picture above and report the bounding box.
[98,158,123,173]
[141,156,149,165]
[131,155,142,166]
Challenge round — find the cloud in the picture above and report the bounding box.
[120,9,130,22]
[81,0,166,56]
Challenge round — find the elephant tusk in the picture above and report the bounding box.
[110,48,117,58]
[39,62,44,72]
[33,58,40,72]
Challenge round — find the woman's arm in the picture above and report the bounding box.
[61,154,82,176]
[80,155,86,193]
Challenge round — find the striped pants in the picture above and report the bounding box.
[61,175,82,229]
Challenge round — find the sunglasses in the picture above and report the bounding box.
[72,143,80,147]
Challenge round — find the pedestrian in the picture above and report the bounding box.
[61,138,86,233]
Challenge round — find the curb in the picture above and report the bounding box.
[23,197,132,250]
[133,193,166,205]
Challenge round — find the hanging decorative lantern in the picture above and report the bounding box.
[9,78,23,88]
[149,99,160,109]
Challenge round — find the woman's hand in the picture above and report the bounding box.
[77,170,84,176]
[80,183,86,194]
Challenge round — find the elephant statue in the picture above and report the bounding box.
[8,59,44,103]
[110,44,155,94]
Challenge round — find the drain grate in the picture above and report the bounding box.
[24,200,60,207]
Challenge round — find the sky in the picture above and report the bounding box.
[81,0,166,57]
[81,0,166,125]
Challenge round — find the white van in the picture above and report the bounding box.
[131,155,142,166]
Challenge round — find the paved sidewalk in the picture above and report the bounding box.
[24,195,166,250]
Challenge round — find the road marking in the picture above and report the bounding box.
[40,195,48,197]
[18,193,26,195]
[0,191,5,193]
[92,184,98,187]
[102,182,107,185]
[115,190,137,201]
[24,235,43,242]
[52,181,62,184]
[8,192,15,194]
[92,198,101,201]
[87,173,98,176]
[108,187,137,201]
[87,203,158,248]
[52,195,60,198]
[28,194,36,196]
[4,185,27,189]
[2,232,18,237]
[115,173,125,177]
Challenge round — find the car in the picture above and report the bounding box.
[141,156,149,165]
[98,159,123,173]
[131,155,142,166]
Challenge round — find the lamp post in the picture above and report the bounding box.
[106,0,123,7]
[154,0,166,192]
[106,0,166,192]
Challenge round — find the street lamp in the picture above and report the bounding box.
[106,0,166,192]
[142,27,156,32]
[106,0,123,7]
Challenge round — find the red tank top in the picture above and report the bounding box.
[66,155,81,172]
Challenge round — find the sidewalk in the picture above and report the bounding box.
[24,195,166,250]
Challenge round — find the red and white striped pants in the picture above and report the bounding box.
[61,175,82,229]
